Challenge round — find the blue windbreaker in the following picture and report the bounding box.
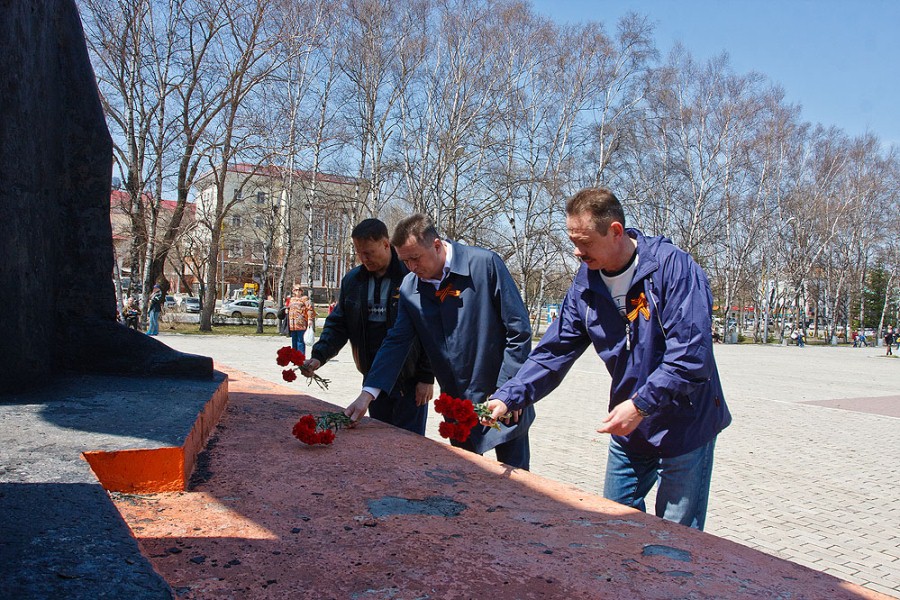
[493,229,731,458]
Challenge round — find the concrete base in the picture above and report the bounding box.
[112,368,890,599]
[0,371,227,598]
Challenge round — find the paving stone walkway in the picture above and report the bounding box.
[159,332,900,597]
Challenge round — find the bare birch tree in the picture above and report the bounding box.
[194,0,284,330]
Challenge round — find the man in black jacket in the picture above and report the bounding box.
[302,219,434,434]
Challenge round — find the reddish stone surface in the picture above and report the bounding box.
[112,368,889,599]
[804,395,900,418]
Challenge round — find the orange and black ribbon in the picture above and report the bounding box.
[627,292,651,322]
[435,284,461,303]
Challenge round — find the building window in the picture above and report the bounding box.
[325,259,336,283]
[251,241,264,259]
[229,240,243,256]
[332,221,342,237]
[233,189,243,201]
[312,258,321,280]
[254,217,264,228]
[231,215,242,227]
[256,191,267,204]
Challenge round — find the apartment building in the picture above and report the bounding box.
[109,189,197,295]
[193,163,366,301]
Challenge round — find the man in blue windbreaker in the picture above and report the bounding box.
[486,187,731,530]
[344,213,534,469]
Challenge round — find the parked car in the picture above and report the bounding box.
[165,295,176,309]
[183,297,201,313]
[173,293,188,307]
[216,299,278,320]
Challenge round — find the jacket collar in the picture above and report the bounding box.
[577,229,660,294]
[386,246,406,279]
[630,229,660,281]
[446,240,471,277]
[412,239,468,296]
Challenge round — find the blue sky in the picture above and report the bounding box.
[529,0,900,148]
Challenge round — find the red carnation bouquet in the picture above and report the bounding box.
[433,392,498,443]
[277,346,330,390]
[292,412,352,446]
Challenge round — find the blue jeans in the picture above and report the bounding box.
[604,437,717,530]
[147,309,160,336]
[290,329,306,354]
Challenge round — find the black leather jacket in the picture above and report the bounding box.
[311,249,433,389]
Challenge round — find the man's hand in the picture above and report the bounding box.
[415,382,434,407]
[344,391,375,426]
[503,409,522,424]
[300,358,321,377]
[481,398,509,426]
[596,399,644,436]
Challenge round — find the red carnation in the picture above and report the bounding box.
[276,347,330,390]
[276,346,294,367]
[292,412,351,446]
[434,393,482,443]
[438,421,456,440]
[290,348,306,367]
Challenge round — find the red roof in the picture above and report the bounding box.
[110,190,195,215]
[197,163,359,187]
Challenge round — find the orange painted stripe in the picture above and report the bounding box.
[83,446,185,493]
[82,376,229,493]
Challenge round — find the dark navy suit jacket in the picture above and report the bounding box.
[364,241,534,453]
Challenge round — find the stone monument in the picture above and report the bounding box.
[0,0,212,391]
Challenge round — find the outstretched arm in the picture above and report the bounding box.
[346,299,417,425]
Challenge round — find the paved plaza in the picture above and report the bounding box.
[159,332,900,597]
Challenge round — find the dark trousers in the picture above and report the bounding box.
[453,433,531,471]
[493,435,531,471]
[367,380,428,435]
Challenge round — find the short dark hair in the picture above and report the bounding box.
[565,187,625,234]
[351,218,389,241]
[390,213,439,247]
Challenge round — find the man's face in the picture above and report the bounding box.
[353,237,392,275]
[566,211,620,272]
[396,236,444,280]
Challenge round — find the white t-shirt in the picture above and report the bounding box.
[600,252,639,318]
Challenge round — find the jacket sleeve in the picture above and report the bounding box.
[492,283,592,411]
[490,252,534,388]
[310,285,350,364]
[363,297,417,392]
[632,251,715,415]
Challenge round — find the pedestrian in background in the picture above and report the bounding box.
[278,296,290,337]
[147,284,163,336]
[288,286,314,353]
[885,326,894,356]
[124,296,139,330]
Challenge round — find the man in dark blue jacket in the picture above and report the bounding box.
[303,219,433,434]
[486,188,731,529]
[344,214,534,469]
